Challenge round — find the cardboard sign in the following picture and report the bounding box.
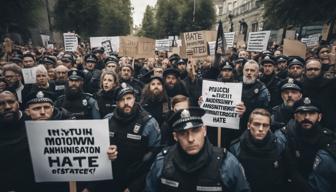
[119,36,139,57]
[224,32,235,48]
[90,36,119,52]
[247,31,271,52]
[101,40,113,53]
[155,39,170,51]
[63,33,78,52]
[137,37,155,58]
[183,31,208,58]
[25,120,112,182]
[236,34,246,49]
[22,67,37,84]
[321,22,330,41]
[283,39,306,58]
[285,30,296,40]
[201,80,242,129]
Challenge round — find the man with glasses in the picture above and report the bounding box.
[302,59,336,131]
[230,108,289,192]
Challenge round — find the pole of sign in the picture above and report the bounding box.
[217,128,222,148]
[69,181,77,192]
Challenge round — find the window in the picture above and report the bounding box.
[252,22,259,32]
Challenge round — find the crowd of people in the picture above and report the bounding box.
[0,36,336,192]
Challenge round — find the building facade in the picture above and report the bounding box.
[214,0,265,34]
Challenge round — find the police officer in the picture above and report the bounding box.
[145,107,250,192]
[55,69,100,119]
[24,90,70,121]
[217,61,236,82]
[24,90,69,192]
[94,83,161,192]
[260,55,282,107]
[230,108,289,192]
[275,97,336,192]
[275,56,288,79]
[83,53,102,94]
[271,78,302,131]
[287,57,304,82]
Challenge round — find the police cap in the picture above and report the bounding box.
[68,69,84,80]
[280,78,302,92]
[170,107,206,132]
[84,54,98,63]
[293,97,321,113]
[25,90,54,107]
[115,82,135,101]
[163,68,180,78]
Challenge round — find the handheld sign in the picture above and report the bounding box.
[155,39,170,51]
[283,39,306,58]
[183,30,208,59]
[22,67,37,84]
[63,33,78,52]
[101,40,113,54]
[247,31,271,52]
[224,32,235,48]
[25,119,112,182]
[201,80,242,129]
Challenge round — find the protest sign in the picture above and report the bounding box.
[40,35,50,47]
[208,41,216,55]
[283,39,306,58]
[22,67,37,84]
[25,119,112,182]
[285,30,296,40]
[155,39,170,51]
[183,30,208,59]
[303,33,320,47]
[247,31,271,52]
[137,37,155,58]
[236,34,246,49]
[119,36,138,57]
[201,80,242,129]
[90,36,120,52]
[63,33,78,52]
[224,32,235,48]
[101,40,113,54]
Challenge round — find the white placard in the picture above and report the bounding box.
[90,36,120,52]
[201,80,242,129]
[208,41,216,55]
[302,33,320,47]
[41,35,50,47]
[155,39,170,51]
[63,33,78,52]
[25,119,112,182]
[247,31,271,52]
[224,32,235,48]
[22,67,37,84]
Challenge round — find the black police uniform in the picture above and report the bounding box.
[271,78,302,131]
[260,56,282,107]
[93,84,161,192]
[275,97,336,192]
[146,107,250,192]
[54,70,100,119]
[82,54,102,94]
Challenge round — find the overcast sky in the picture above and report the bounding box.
[131,0,157,26]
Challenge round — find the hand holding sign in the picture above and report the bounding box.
[107,145,118,161]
